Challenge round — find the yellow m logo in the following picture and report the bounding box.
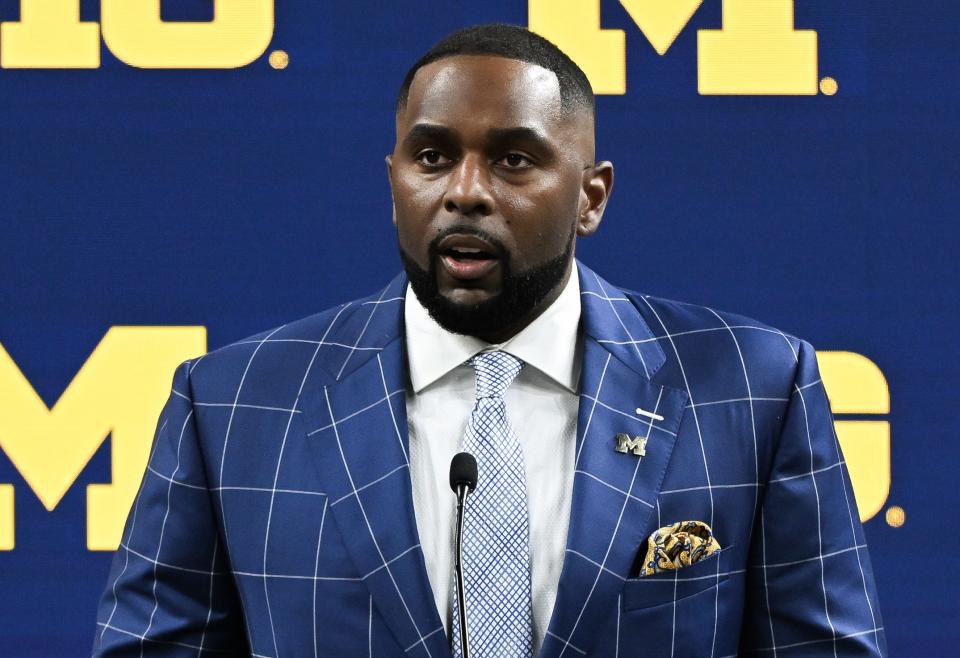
[529,0,819,95]
[0,327,205,550]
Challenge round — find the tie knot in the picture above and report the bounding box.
[470,351,523,399]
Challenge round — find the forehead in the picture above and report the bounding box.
[399,55,565,135]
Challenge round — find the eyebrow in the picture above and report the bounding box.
[402,123,457,151]
[485,126,551,152]
[401,123,553,153]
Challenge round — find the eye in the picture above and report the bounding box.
[415,149,451,167]
[497,153,533,169]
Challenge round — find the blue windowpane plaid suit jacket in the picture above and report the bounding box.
[93,261,886,657]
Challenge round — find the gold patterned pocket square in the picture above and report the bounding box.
[641,520,721,575]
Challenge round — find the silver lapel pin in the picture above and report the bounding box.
[615,432,648,458]
[635,407,664,421]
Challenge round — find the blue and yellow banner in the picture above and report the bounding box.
[0,0,954,655]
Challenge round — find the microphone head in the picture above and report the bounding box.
[449,452,478,493]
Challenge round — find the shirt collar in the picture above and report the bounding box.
[404,261,582,394]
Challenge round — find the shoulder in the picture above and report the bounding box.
[620,286,806,396]
[181,277,405,398]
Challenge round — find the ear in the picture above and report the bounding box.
[577,161,614,237]
[385,154,397,227]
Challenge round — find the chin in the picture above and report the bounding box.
[400,237,573,339]
[440,285,499,306]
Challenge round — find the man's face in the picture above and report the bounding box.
[388,55,611,342]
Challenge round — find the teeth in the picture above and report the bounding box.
[452,247,483,254]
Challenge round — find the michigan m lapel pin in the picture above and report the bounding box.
[615,433,648,458]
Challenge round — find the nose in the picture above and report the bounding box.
[443,153,494,217]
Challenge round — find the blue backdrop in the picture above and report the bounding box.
[1,0,956,655]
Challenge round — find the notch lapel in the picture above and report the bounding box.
[539,265,688,658]
[298,277,451,658]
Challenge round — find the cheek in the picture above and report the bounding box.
[393,173,444,246]
[498,182,577,249]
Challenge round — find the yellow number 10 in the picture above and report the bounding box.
[0,0,274,69]
[530,0,817,95]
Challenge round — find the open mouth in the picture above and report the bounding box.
[436,234,501,281]
[443,245,495,261]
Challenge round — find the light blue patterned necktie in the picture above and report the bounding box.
[451,350,533,658]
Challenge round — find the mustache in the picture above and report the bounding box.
[426,225,510,262]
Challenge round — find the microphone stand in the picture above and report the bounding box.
[454,481,471,658]
[449,452,477,658]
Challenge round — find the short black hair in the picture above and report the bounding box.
[396,23,595,117]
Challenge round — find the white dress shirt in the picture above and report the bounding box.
[404,263,582,656]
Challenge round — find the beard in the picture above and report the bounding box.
[399,225,574,339]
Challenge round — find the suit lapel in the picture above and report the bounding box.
[298,276,451,658]
[295,265,686,658]
[539,265,688,658]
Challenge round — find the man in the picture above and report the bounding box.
[93,24,885,658]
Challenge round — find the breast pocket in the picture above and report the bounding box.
[621,543,735,611]
[616,545,742,658]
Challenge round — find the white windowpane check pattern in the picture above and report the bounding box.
[91,261,884,658]
[451,352,534,658]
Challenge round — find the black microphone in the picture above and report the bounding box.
[450,452,478,496]
[449,452,477,658]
